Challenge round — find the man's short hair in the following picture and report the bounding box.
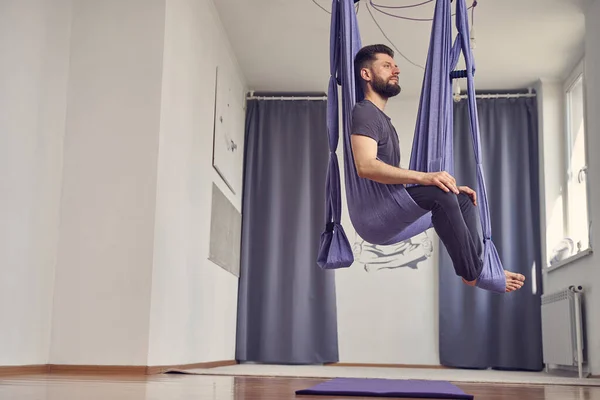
[354,44,394,86]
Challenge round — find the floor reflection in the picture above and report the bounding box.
[0,373,599,400]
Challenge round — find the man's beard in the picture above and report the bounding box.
[372,75,401,98]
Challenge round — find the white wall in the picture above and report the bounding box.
[50,0,166,365]
[585,0,600,375]
[0,0,72,366]
[539,0,600,375]
[336,96,441,365]
[536,77,593,369]
[1,0,244,368]
[582,0,600,376]
[147,0,243,366]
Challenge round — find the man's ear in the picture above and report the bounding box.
[360,68,371,83]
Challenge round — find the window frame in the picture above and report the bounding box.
[546,58,593,272]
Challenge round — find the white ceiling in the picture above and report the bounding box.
[213,0,586,96]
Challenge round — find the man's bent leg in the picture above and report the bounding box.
[406,186,483,281]
[457,192,483,258]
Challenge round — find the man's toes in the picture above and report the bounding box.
[512,280,524,289]
[505,272,526,288]
[506,271,525,281]
[506,279,524,292]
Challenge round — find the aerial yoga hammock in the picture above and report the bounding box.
[317,0,507,293]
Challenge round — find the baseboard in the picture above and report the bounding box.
[1,361,237,376]
[147,360,238,375]
[48,364,148,375]
[0,365,50,376]
[325,363,449,369]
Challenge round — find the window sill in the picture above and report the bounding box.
[544,248,593,273]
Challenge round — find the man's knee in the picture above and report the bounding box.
[432,190,459,211]
[457,192,471,204]
[457,192,476,210]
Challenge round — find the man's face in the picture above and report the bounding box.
[366,53,401,98]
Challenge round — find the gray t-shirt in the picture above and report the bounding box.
[350,99,400,167]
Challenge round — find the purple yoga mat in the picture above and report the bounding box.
[295,378,474,399]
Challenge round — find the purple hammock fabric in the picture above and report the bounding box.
[295,377,474,399]
[316,0,506,293]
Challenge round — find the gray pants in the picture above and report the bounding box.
[407,185,483,281]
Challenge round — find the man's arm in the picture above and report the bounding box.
[351,134,424,184]
[351,134,460,194]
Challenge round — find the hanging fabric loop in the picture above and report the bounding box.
[317,0,506,293]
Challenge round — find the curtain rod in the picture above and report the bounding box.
[246,95,327,101]
[457,93,536,99]
[246,93,536,101]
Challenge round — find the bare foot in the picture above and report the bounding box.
[461,270,525,292]
[505,270,525,293]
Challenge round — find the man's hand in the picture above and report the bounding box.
[458,185,477,206]
[418,171,459,194]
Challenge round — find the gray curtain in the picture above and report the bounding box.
[235,97,339,364]
[439,95,543,371]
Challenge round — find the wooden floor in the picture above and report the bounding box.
[0,373,599,399]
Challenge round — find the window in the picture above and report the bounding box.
[563,60,591,256]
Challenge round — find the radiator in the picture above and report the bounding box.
[541,285,586,378]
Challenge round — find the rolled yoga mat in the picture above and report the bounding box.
[295,377,474,399]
